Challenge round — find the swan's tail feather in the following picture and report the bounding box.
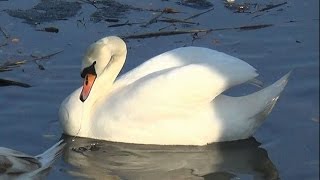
[247,95,279,133]
[243,71,291,133]
[213,71,291,141]
[246,71,291,117]
[265,71,291,95]
[27,140,65,178]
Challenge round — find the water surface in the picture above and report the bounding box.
[0,0,318,179]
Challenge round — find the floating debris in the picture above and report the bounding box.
[212,39,221,44]
[109,7,185,28]
[0,50,63,72]
[158,17,196,24]
[237,24,273,30]
[224,1,252,13]
[36,27,59,33]
[256,2,288,12]
[31,50,64,61]
[6,1,81,24]
[11,38,20,43]
[0,78,31,88]
[108,21,143,28]
[225,1,288,14]
[159,7,214,30]
[141,11,165,27]
[211,24,273,31]
[124,23,272,39]
[104,18,120,22]
[0,42,8,47]
[176,0,213,10]
[89,0,133,22]
[122,29,211,39]
[36,63,45,70]
[202,172,237,180]
[72,143,100,153]
[0,26,9,47]
[0,26,9,39]
[162,7,180,14]
[185,7,215,20]
[0,60,27,72]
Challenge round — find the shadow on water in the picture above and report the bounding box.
[60,135,279,180]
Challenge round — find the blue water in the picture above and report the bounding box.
[0,0,318,179]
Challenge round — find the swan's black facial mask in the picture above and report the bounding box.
[80,61,97,102]
[81,61,97,78]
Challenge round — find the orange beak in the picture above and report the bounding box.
[80,73,96,102]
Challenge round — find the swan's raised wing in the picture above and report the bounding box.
[115,47,258,89]
[105,60,258,120]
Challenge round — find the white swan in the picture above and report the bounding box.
[59,36,290,145]
[0,140,64,179]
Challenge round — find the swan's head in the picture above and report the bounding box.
[79,36,127,102]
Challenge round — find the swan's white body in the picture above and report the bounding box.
[59,36,289,145]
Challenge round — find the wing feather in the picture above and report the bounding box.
[105,59,257,121]
[115,47,257,88]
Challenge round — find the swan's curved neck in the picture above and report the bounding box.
[96,53,126,91]
[85,44,127,106]
[72,37,127,137]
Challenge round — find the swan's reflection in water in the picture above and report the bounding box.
[61,135,279,180]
